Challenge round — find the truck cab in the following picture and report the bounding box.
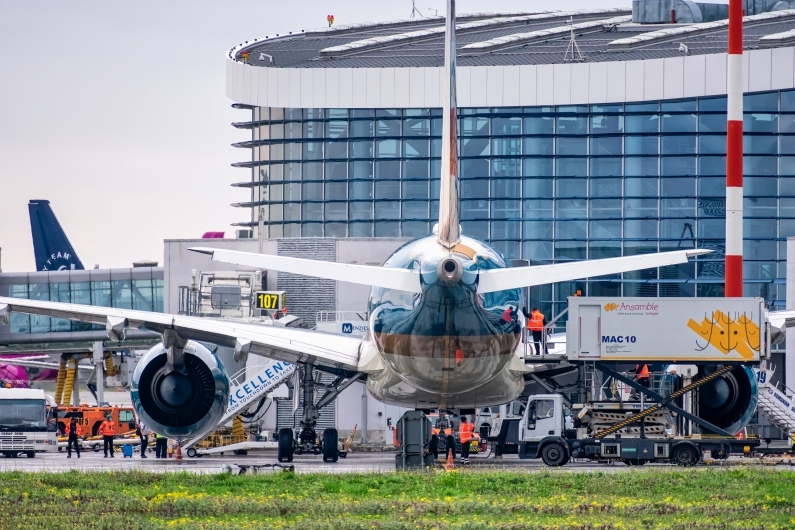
[517,394,570,466]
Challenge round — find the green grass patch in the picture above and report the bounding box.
[1,468,794,529]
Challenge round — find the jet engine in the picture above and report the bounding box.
[131,340,229,439]
[696,365,758,435]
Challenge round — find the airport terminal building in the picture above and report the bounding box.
[224,4,795,318]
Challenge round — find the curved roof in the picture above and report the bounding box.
[229,8,795,69]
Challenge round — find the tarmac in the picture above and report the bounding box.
[2,446,793,474]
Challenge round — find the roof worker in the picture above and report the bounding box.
[522,307,547,356]
[99,414,116,458]
[459,416,475,464]
[66,417,81,459]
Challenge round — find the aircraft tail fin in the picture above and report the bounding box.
[437,0,460,249]
[28,200,84,271]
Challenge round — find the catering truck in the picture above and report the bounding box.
[490,393,758,466]
[488,297,767,466]
[0,388,58,458]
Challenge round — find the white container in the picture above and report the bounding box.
[566,297,767,362]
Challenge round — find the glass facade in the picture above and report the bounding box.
[236,91,795,317]
[0,271,163,335]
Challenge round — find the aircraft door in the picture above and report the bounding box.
[578,305,601,359]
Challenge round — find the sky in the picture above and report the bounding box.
[0,0,634,273]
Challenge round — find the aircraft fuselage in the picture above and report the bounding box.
[366,235,526,408]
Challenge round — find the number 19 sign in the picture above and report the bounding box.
[254,291,286,311]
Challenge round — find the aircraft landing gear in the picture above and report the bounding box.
[284,362,363,464]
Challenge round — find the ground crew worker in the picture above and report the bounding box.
[523,307,546,355]
[66,417,81,459]
[636,364,650,389]
[459,416,475,464]
[99,415,115,458]
[155,433,168,459]
[137,420,149,458]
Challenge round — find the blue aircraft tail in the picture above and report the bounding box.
[28,200,84,271]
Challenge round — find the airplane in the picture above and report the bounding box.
[0,0,714,461]
[29,199,85,271]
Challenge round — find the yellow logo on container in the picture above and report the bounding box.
[604,303,619,311]
[686,310,760,359]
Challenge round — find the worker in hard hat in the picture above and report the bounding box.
[99,415,116,458]
[458,416,475,464]
[65,417,81,459]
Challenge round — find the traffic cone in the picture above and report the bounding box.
[175,441,183,461]
[445,449,454,471]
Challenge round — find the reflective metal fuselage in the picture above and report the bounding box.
[365,235,526,408]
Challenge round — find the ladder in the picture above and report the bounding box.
[754,368,795,437]
[183,358,296,449]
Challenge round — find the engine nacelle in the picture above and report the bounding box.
[697,366,758,435]
[131,340,229,439]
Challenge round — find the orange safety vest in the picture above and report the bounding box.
[501,308,513,323]
[636,364,650,380]
[527,311,544,331]
[99,420,115,437]
[66,423,82,437]
[459,421,475,444]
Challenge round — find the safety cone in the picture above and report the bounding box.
[445,450,454,471]
[175,441,183,461]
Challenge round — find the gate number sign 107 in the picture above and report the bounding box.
[255,291,285,311]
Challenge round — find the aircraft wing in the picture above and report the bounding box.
[1,358,93,371]
[477,249,711,294]
[0,298,361,371]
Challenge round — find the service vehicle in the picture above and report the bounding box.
[0,388,58,457]
[57,405,137,439]
[490,394,758,466]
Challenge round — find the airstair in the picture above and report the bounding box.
[754,368,795,437]
[183,358,296,449]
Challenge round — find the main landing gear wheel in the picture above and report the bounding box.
[673,444,700,467]
[278,428,294,463]
[541,443,568,467]
[186,448,198,458]
[322,428,339,463]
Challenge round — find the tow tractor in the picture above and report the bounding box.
[490,393,758,466]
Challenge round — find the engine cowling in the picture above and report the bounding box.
[131,340,229,439]
[697,365,758,435]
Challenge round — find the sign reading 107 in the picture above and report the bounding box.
[255,291,286,311]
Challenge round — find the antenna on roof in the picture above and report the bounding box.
[410,0,424,18]
[563,16,585,63]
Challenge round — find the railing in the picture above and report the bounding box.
[178,286,199,316]
[316,311,369,322]
[523,308,568,359]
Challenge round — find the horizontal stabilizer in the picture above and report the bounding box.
[189,247,422,293]
[477,250,711,294]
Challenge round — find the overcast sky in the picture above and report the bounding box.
[0,0,641,272]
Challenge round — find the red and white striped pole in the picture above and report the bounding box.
[725,0,744,297]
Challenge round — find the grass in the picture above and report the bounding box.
[0,468,794,529]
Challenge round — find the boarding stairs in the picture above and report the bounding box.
[754,368,795,437]
[183,358,296,449]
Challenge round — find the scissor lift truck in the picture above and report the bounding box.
[490,393,758,466]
